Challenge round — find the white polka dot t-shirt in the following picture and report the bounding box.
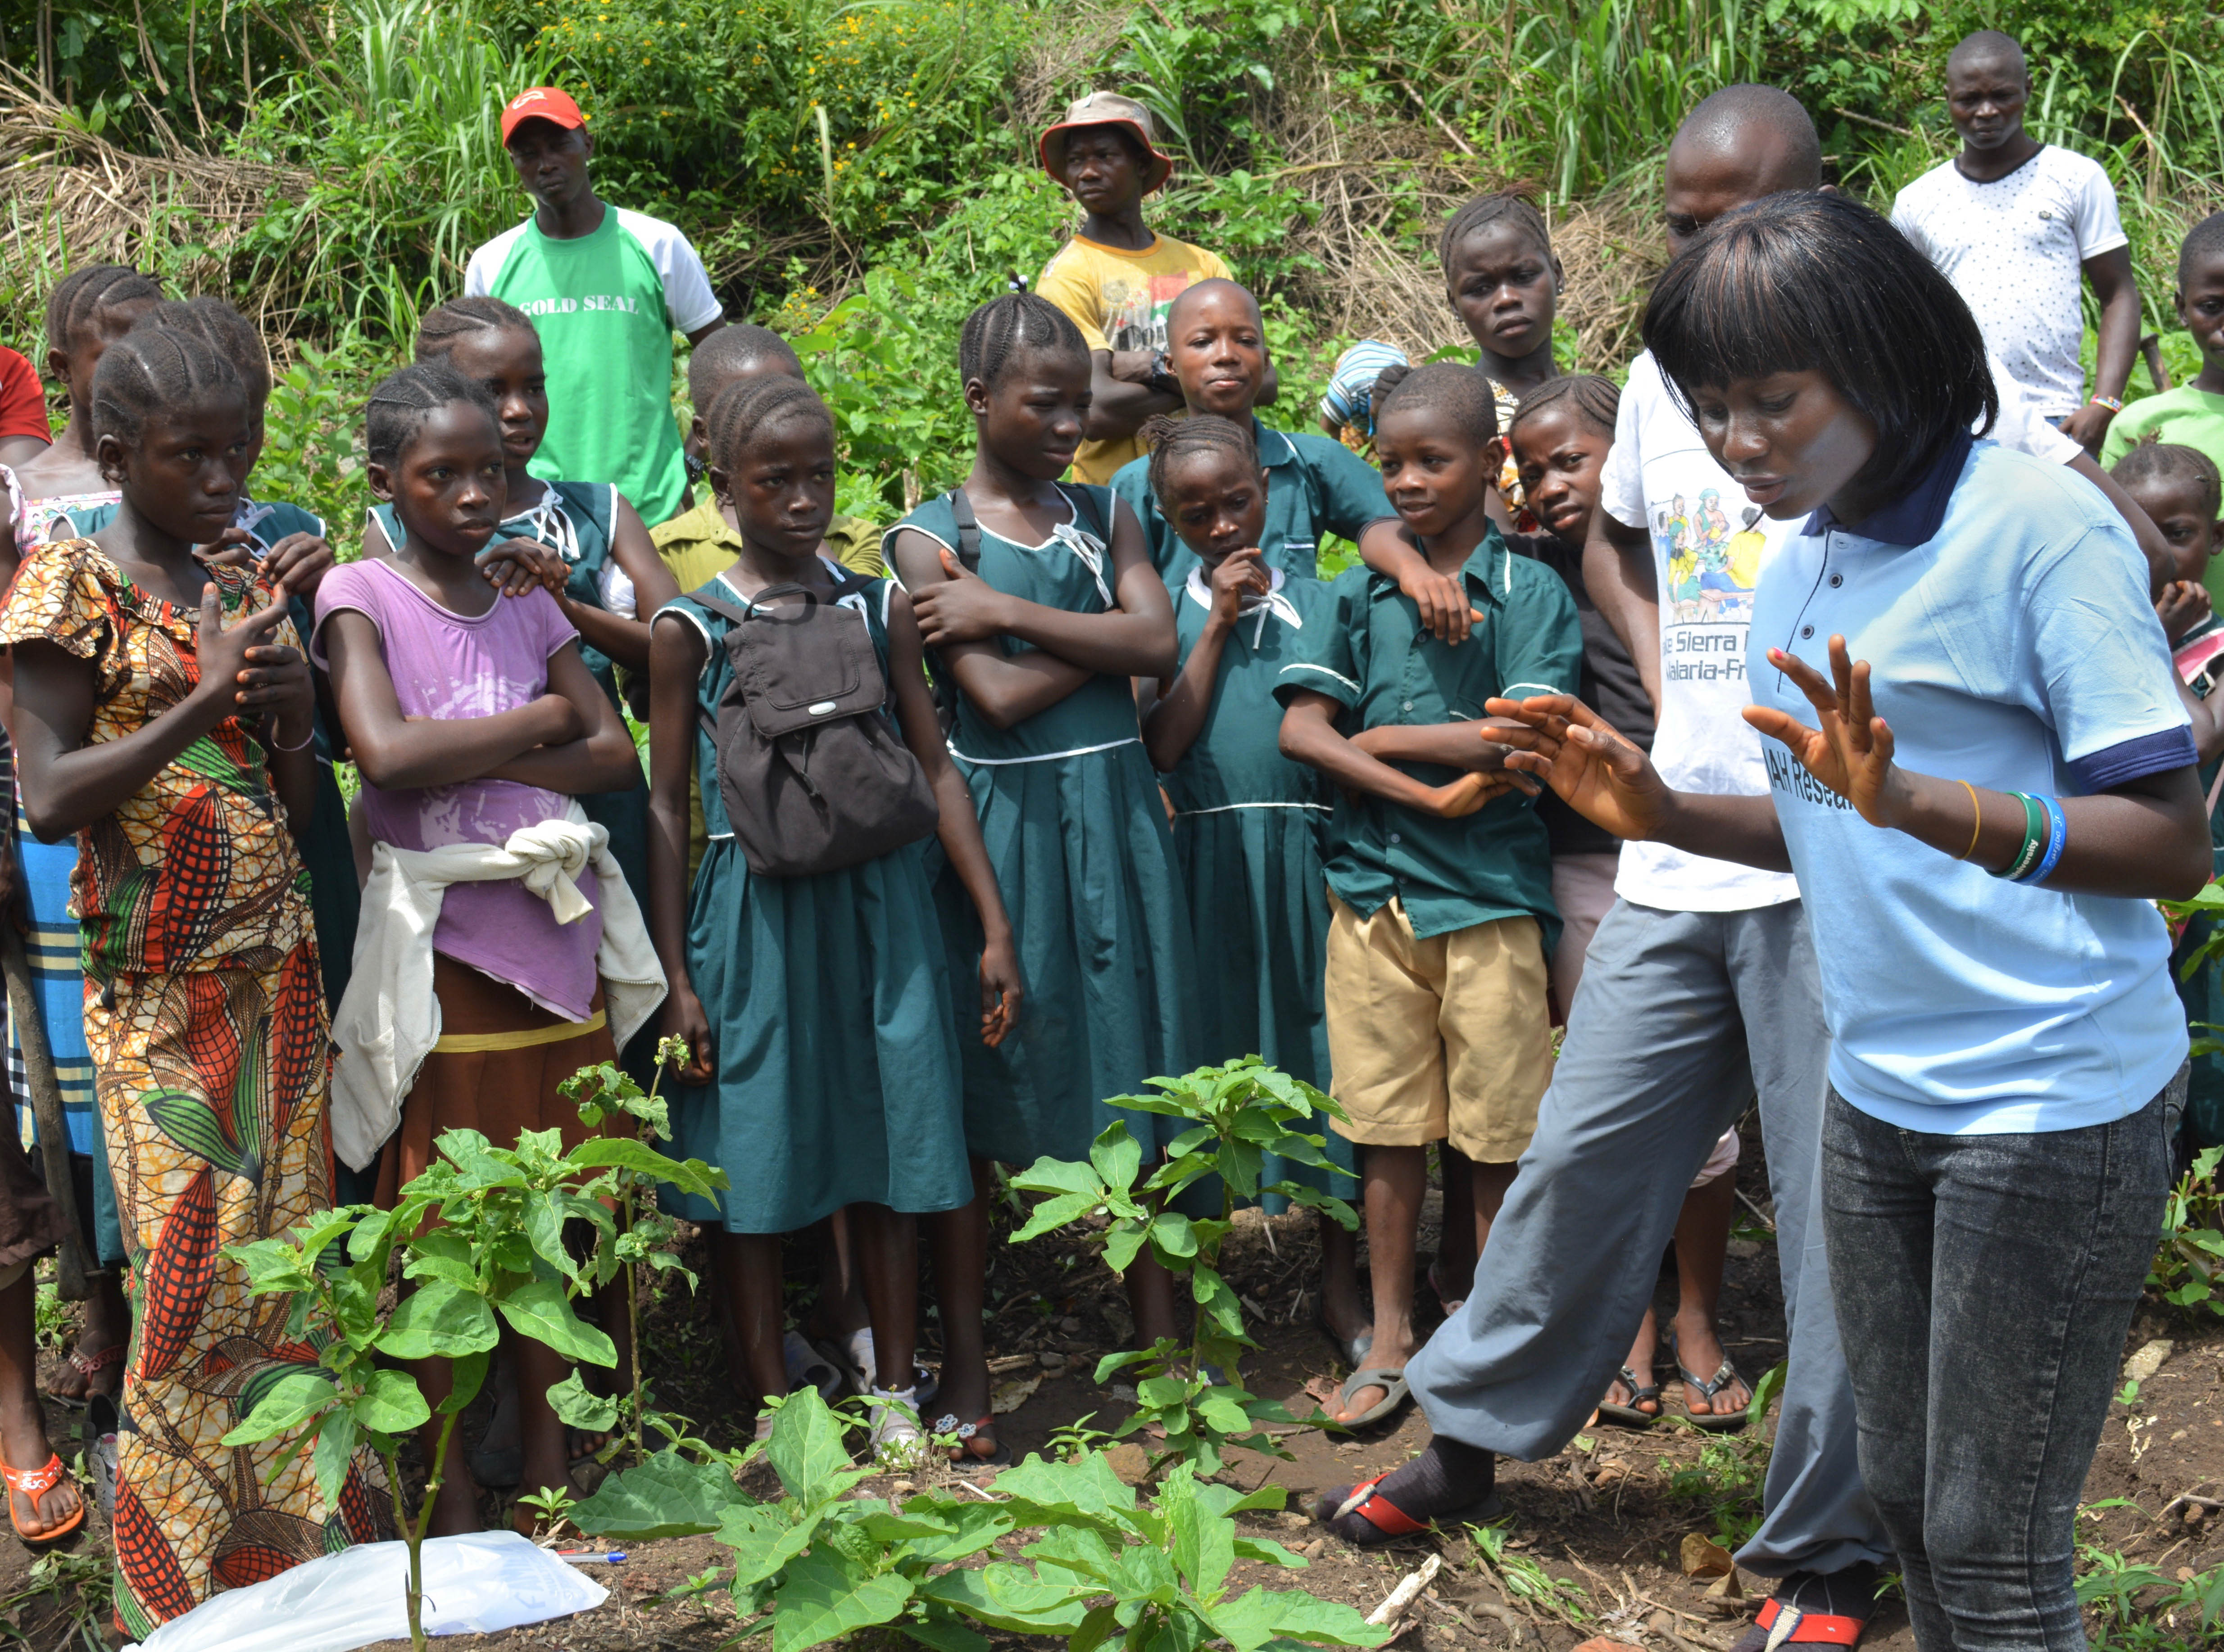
[1892,145,2127,419]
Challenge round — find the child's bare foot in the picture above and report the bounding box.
[46,1278,128,1403]
[0,1396,82,1539]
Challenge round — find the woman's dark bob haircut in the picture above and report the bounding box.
[1643,190,1997,506]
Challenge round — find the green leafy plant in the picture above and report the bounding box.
[578,1384,1390,1652]
[2144,1144,2224,1320]
[1467,1520,1593,1626]
[223,1116,725,1651]
[1008,1057,1359,1476]
[555,1033,704,1460]
[1660,1430,1774,1551]
[2077,1543,2224,1647]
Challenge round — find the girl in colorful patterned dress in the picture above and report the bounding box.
[0,325,390,1633]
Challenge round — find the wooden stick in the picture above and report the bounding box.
[0,923,92,1299]
[1366,1552,1441,1626]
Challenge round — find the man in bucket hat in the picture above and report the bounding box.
[1035,93,1273,485]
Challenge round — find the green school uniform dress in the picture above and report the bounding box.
[890,488,1198,1166]
[1272,530,1583,952]
[371,481,650,910]
[1111,418,1396,587]
[1166,566,1353,1211]
[657,570,973,1232]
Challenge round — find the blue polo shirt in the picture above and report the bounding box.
[1112,419,1395,587]
[1750,434,2193,1135]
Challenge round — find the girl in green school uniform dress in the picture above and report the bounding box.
[646,374,1020,1463]
[367,298,681,911]
[886,292,1197,1464]
[1135,414,1368,1362]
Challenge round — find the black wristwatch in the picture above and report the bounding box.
[1147,350,1181,398]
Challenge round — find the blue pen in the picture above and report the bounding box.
[557,1550,627,1564]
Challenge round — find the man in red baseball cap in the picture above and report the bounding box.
[465,86,726,525]
[1032,92,1272,485]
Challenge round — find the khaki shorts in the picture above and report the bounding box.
[1324,894,1554,1163]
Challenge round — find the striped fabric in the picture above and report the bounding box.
[7,786,101,1156]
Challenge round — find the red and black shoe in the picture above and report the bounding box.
[1730,1564,1881,1652]
[1311,1472,1505,1548]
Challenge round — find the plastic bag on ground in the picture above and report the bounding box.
[124,1529,608,1652]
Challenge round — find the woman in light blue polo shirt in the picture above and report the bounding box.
[1489,193,2208,1652]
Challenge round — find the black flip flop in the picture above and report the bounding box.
[1596,1364,1662,1429]
[1677,1357,1753,1432]
[1312,1473,1504,1548]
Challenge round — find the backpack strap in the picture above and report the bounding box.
[946,489,985,573]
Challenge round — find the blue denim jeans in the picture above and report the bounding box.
[1820,1076,2179,1651]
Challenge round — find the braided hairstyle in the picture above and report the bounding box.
[45,264,162,354]
[134,297,271,402]
[958,291,1086,390]
[688,323,801,403]
[415,294,536,364]
[1438,192,1552,279]
[89,325,245,450]
[364,361,499,469]
[1507,374,1619,445]
[1373,362,1499,447]
[1139,413,1257,512]
[704,373,834,480]
[2113,436,2223,521]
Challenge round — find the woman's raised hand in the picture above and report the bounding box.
[1484,693,1675,841]
[1743,637,1901,826]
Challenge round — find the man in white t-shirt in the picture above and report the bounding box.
[1891,31,2139,454]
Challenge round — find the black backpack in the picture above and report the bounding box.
[691,574,940,878]
[932,484,1108,730]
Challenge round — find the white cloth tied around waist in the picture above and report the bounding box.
[328,804,667,1172]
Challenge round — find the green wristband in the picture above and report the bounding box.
[1993,792,2045,880]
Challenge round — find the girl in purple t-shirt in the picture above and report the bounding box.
[314,363,642,1534]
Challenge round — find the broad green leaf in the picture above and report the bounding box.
[400,1228,478,1291]
[498,1280,618,1367]
[523,1191,577,1281]
[1165,1476,1236,1601]
[566,1136,710,1186]
[917,1565,1092,1634]
[1010,1190,1099,1244]
[1232,1535,1306,1567]
[375,1281,499,1360]
[1089,1123,1143,1196]
[437,1349,492,1417]
[548,1368,620,1432]
[897,1498,1012,1563]
[1206,1586,1389,1651]
[1023,1520,1120,1585]
[1136,1375,1192,1409]
[1092,1347,1157,1383]
[717,1502,819,1589]
[766,1385,860,1505]
[1103,1221,1150,1274]
[1150,1212,1199,1258]
[771,1550,912,1652]
[991,1450,1139,1532]
[222,1371,335,1446]
[312,1408,358,1505]
[853,1509,958,1544]
[899,1614,991,1652]
[574,1451,758,1539]
[1070,1602,1122,1652]
[353,1367,431,1434]
[1104,1539,1180,1604]
[1198,1390,1251,1434]
[1008,1156,1108,1199]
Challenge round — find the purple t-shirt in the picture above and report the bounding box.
[314,559,603,1019]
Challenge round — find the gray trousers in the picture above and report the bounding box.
[1407,897,1892,1578]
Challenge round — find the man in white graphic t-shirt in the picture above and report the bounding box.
[1892,31,2140,454]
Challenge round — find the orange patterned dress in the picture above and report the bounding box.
[0,540,391,1634]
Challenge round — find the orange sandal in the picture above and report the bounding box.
[4,1453,86,1543]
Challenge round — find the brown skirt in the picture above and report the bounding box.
[375,953,618,1205]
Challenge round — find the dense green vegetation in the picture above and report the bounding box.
[0,0,2219,523]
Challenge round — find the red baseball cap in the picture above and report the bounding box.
[501,86,586,142]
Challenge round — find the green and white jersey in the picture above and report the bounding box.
[464,204,723,525]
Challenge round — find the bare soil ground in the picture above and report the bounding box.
[5,1118,2219,1651]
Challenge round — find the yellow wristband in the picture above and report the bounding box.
[1957,778,1982,862]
